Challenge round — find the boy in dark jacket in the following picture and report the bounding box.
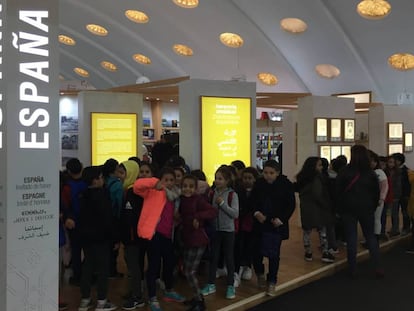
[78,166,117,311]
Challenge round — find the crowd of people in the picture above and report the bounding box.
[57,144,414,311]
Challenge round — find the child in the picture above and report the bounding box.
[201,166,239,300]
[251,160,295,296]
[78,166,117,311]
[119,160,146,310]
[235,167,259,284]
[179,174,218,311]
[133,167,184,311]
[295,157,335,263]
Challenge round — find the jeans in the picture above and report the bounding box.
[342,213,380,272]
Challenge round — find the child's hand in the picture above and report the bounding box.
[193,219,199,229]
[254,211,266,224]
[215,196,224,206]
[65,218,75,229]
[271,217,283,227]
[155,181,164,190]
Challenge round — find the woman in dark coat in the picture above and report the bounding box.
[336,145,383,277]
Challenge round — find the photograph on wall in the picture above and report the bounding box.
[61,133,79,150]
[344,119,355,142]
[388,122,403,141]
[330,119,342,142]
[315,118,328,142]
[319,146,331,162]
[388,143,403,155]
[404,132,413,152]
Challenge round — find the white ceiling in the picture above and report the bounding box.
[59,0,414,104]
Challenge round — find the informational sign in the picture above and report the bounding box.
[91,113,138,165]
[201,96,251,183]
[0,1,60,310]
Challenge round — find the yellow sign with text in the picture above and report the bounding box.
[91,113,137,165]
[201,96,251,183]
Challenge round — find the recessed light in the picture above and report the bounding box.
[133,53,151,65]
[100,61,117,72]
[280,18,307,34]
[172,0,199,8]
[74,67,89,78]
[388,53,414,71]
[257,72,278,86]
[125,10,149,23]
[219,32,244,48]
[58,34,76,46]
[357,0,391,19]
[172,44,194,56]
[86,24,108,36]
[315,64,340,79]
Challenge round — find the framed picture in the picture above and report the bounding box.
[343,119,355,142]
[319,145,331,161]
[388,122,403,142]
[404,132,413,152]
[315,118,328,142]
[330,119,342,142]
[388,143,403,155]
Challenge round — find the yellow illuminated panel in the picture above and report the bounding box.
[201,96,251,183]
[91,113,137,165]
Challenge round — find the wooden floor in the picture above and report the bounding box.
[61,209,408,311]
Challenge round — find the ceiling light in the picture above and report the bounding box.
[257,72,278,86]
[315,64,340,79]
[388,53,414,71]
[86,24,108,36]
[280,18,307,34]
[58,34,76,46]
[100,61,117,72]
[133,53,152,65]
[172,0,199,8]
[125,10,149,23]
[357,0,391,20]
[73,67,89,78]
[173,44,194,56]
[219,32,244,48]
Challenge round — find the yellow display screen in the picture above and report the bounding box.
[201,96,251,183]
[91,113,137,165]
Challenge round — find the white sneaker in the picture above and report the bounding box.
[78,298,93,311]
[216,267,227,278]
[95,300,117,311]
[156,278,165,290]
[233,272,241,288]
[241,266,252,280]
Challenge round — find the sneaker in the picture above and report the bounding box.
[225,285,236,299]
[186,297,205,311]
[257,274,266,289]
[163,291,185,303]
[233,272,241,288]
[149,298,162,311]
[321,252,335,263]
[328,248,339,255]
[406,247,414,254]
[215,267,227,278]
[96,300,117,311]
[59,302,69,310]
[241,266,252,280]
[201,283,216,296]
[266,283,277,297]
[122,296,145,310]
[156,278,166,291]
[78,298,94,311]
[304,252,313,262]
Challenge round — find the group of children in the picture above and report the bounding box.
[59,148,413,311]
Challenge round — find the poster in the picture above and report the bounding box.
[201,96,251,183]
[91,113,137,165]
[315,118,328,142]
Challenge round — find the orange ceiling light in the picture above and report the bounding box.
[357,0,391,20]
[133,53,152,65]
[58,34,76,46]
[100,61,118,72]
[257,72,278,86]
[315,64,341,79]
[173,44,194,56]
[125,10,149,23]
[86,24,108,36]
[388,53,414,71]
[219,32,244,48]
[73,67,89,78]
[172,0,199,8]
[280,18,308,34]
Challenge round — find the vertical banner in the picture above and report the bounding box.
[0,1,59,310]
[201,96,251,183]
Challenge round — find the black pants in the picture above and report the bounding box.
[207,231,235,286]
[124,243,143,299]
